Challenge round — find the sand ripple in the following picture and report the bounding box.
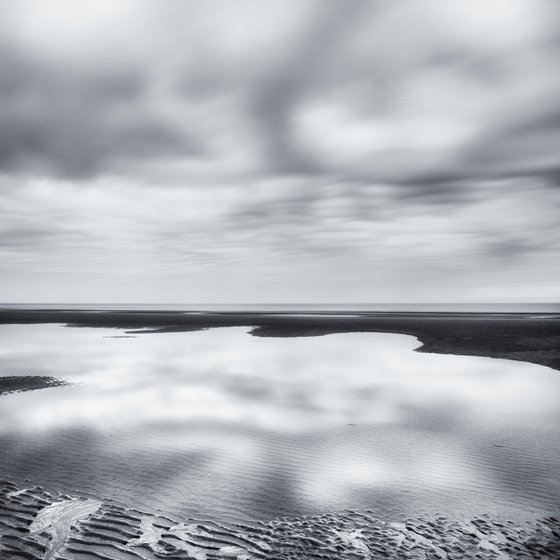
[1,479,558,559]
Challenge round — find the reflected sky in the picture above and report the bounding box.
[0,324,559,522]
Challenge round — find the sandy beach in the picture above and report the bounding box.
[0,311,559,557]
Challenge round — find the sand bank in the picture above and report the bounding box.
[1,479,558,559]
[0,375,67,396]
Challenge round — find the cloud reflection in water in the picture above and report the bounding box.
[0,324,558,521]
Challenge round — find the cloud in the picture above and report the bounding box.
[0,173,558,303]
[0,0,558,183]
[0,43,200,178]
[0,0,558,302]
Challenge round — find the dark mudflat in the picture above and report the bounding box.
[0,375,68,396]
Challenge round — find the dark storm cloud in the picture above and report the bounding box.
[247,0,369,174]
[462,105,560,180]
[0,42,199,178]
[0,0,559,184]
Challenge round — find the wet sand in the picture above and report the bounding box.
[1,308,559,371]
[1,479,558,559]
[0,375,67,396]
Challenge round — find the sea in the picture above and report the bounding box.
[0,306,559,525]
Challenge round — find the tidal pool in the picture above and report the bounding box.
[0,323,558,523]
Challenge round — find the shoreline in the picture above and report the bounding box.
[1,309,559,372]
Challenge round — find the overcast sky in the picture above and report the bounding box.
[1,0,559,304]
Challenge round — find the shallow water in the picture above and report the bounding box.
[0,323,559,523]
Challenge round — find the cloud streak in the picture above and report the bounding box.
[0,0,558,302]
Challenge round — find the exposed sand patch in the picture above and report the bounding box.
[1,479,558,559]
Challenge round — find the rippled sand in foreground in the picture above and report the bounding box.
[1,480,558,559]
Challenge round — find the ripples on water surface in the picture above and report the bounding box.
[0,323,559,524]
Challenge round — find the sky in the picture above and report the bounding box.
[0,0,559,304]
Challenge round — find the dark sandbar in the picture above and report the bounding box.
[0,375,68,396]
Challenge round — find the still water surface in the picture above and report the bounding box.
[0,324,558,522]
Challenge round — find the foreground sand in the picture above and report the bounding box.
[0,375,67,396]
[1,479,558,559]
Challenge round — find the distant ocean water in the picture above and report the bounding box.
[1,302,559,312]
